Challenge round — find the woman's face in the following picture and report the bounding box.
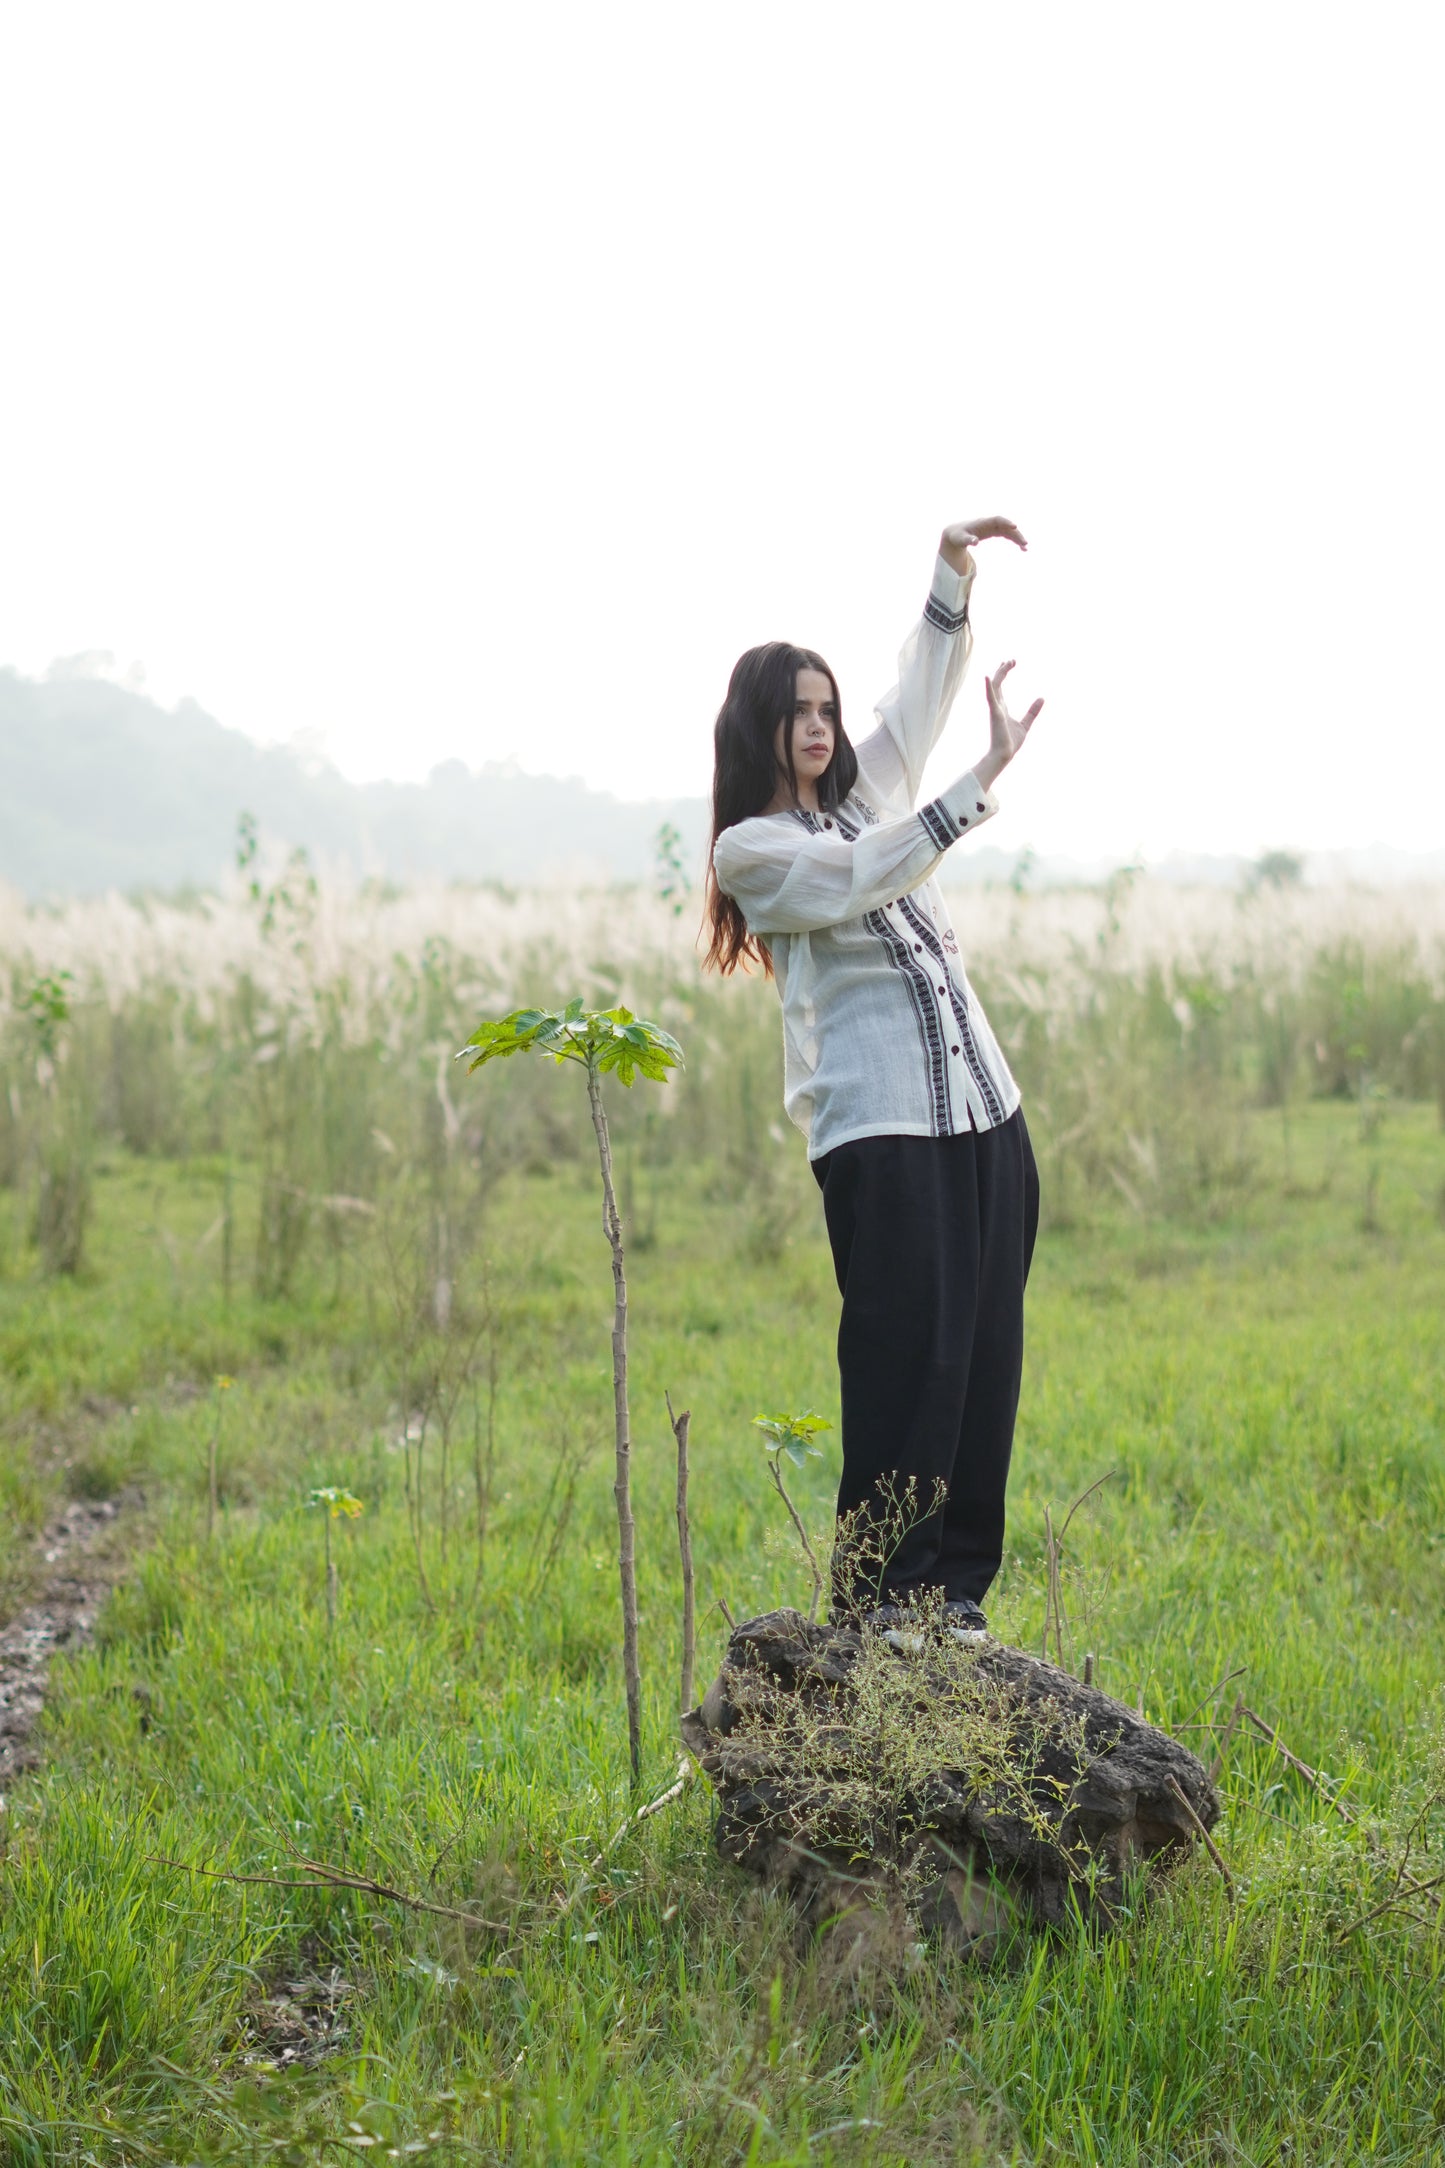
[773,667,838,794]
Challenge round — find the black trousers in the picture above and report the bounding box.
[811,1110,1039,1612]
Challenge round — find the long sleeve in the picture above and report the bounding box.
[712,770,998,936]
[852,553,976,811]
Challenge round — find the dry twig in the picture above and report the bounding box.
[1179,1667,1246,1733]
[1165,1774,1235,1895]
[1243,1706,1357,1823]
[1041,1504,1062,1666]
[147,1852,511,1935]
[1042,1472,1116,1675]
[1208,1693,1247,1784]
[1057,1468,1118,1543]
[556,1757,694,1917]
[667,1391,696,1714]
[1334,1871,1445,1941]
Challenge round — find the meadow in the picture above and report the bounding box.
[0,861,1443,2165]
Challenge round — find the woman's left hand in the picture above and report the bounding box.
[940,517,1028,574]
[976,659,1043,790]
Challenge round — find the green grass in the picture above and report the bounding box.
[0,1099,1443,2164]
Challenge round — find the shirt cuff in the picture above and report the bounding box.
[922,553,975,637]
[918,769,997,851]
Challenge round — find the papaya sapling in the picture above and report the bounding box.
[753,1411,831,1623]
[458,999,683,1786]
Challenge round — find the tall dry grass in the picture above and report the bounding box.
[2,868,1443,1278]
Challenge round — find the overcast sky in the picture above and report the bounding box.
[2,2,1441,860]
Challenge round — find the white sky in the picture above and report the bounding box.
[1,1,1441,860]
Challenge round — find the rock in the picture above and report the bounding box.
[682,1608,1221,1961]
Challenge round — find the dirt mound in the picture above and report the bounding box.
[684,1607,1220,1961]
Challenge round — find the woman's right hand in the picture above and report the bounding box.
[974,659,1043,790]
[940,517,1029,575]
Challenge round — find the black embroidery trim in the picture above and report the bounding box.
[923,594,969,636]
[919,798,961,852]
[895,894,1006,1125]
[798,795,958,1134]
[864,907,953,1134]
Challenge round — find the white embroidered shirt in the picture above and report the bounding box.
[711,553,1021,1159]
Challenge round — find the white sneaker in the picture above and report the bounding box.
[942,1600,989,1645]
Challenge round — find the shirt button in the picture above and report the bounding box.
[976,801,985,812]
[937,984,946,996]
[824,819,833,829]
[914,942,923,952]
[951,1045,961,1056]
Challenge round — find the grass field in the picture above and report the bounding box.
[1,1065,1443,2164]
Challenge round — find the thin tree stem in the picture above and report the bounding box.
[768,1460,824,1624]
[408,1424,435,1611]
[472,1268,499,1604]
[668,1393,695,1713]
[587,1062,642,1787]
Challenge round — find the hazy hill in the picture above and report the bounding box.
[4,660,1442,901]
[0,661,711,898]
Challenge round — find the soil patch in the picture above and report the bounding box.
[234,1950,359,2071]
[0,1492,142,1785]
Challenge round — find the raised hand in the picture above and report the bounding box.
[978,659,1043,789]
[940,517,1028,574]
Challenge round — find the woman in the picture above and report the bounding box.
[705,518,1043,1642]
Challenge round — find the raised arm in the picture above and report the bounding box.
[712,771,1000,936]
[856,517,1028,809]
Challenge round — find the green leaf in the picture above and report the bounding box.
[460,1001,682,1087]
[752,1410,831,1460]
[306,1486,365,1518]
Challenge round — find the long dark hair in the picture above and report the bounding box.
[703,642,858,975]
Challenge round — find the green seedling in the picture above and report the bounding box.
[306,1486,364,1628]
[459,999,683,1784]
[753,1410,831,1623]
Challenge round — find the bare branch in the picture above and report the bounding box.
[1057,1468,1118,1543]
[1243,1706,1357,1823]
[1335,1869,1445,1942]
[555,1759,694,1917]
[1208,1693,1247,1785]
[1165,1775,1235,1895]
[147,1852,512,1936]
[1179,1666,1247,1733]
[767,1459,825,1625]
[668,1392,696,1714]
